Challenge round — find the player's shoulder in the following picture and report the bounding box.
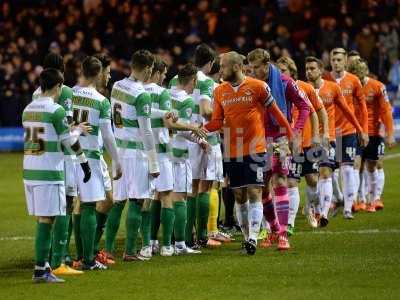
[345,72,362,84]
[368,77,384,89]
[297,80,313,91]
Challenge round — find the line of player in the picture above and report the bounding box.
[23,45,395,283]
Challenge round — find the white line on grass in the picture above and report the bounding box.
[384,153,400,160]
[1,228,400,241]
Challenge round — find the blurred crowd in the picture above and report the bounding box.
[1,0,400,126]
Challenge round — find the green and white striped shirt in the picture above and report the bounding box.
[72,86,111,160]
[144,82,172,160]
[170,89,195,161]
[23,96,70,185]
[111,77,152,158]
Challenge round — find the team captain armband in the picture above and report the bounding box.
[263,83,274,107]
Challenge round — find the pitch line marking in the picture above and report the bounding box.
[1,229,400,241]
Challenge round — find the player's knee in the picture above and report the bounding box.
[247,186,262,202]
[366,160,377,172]
[305,174,318,187]
[319,167,331,179]
[38,216,54,224]
[287,178,298,188]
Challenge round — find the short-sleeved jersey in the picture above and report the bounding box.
[325,71,367,136]
[170,89,195,161]
[169,71,215,124]
[212,76,274,158]
[33,85,73,118]
[23,97,70,185]
[361,77,394,136]
[111,78,152,158]
[170,71,220,146]
[144,82,172,160]
[72,86,111,160]
[294,80,324,148]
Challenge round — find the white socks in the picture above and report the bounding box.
[353,168,360,200]
[332,168,343,202]
[318,178,333,218]
[358,169,368,203]
[367,169,378,203]
[341,165,356,213]
[376,168,385,199]
[235,201,249,240]
[248,201,263,242]
[306,185,318,214]
[288,187,300,226]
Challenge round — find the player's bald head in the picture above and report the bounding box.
[221,51,245,67]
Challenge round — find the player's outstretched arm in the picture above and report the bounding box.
[100,120,122,180]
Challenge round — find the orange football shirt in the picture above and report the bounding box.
[362,77,394,136]
[325,71,368,136]
[210,76,274,158]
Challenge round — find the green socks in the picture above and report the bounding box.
[80,203,97,264]
[197,192,210,241]
[150,200,161,240]
[73,214,83,260]
[125,200,142,255]
[35,222,52,267]
[161,207,175,246]
[94,211,108,254]
[141,210,151,247]
[51,215,68,268]
[185,196,196,245]
[174,201,187,242]
[105,201,125,253]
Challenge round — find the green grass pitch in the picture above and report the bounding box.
[1,148,400,299]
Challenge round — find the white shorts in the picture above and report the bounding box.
[173,159,192,193]
[76,158,106,202]
[64,159,77,197]
[189,143,203,180]
[113,155,155,200]
[25,184,66,216]
[100,156,112,192]
[201,144,223,181]
[154,159,174,192]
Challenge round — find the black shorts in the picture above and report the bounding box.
[318,142,337,170]
[362,136,385,161]
[336,133,357,164]
[288,148,319,181]
[224,153,266,189]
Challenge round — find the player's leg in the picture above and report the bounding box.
[356,158,368,211]
[352,150,363,212]
[185,179,199,247]
[159,191,175,256]
[339,134,358,219]
[364,136,385,211]
[173,159,200,255]
[186,143,202,246]
[93,156,114,262]
[287,153,304,235]
[150,196,161,252]
[376,159,385,209]
[139,199,152,259]
[221,177,235,230]
[77,159,107,270]
[317,142,336,225]
[72,198,83,266]
[124,199,143,261]
[51,159,79,273]
[304,174,319,228]
[104,158,128,256]
[27,184,66,283]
